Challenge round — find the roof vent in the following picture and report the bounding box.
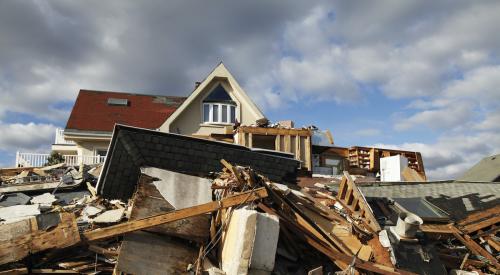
[107,98,129,106]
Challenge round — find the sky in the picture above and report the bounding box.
[0,0,499,179]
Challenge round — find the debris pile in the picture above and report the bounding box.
[0,157,497,274]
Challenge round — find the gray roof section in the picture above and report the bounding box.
[357,181,499,220]
[458,153,500,182]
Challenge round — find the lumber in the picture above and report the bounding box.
[449,225,500,269]
[0,213,80,265]
[462,215,500,234]
[83,188,268,241]
[339,172,382,232]
[237,126,312,137]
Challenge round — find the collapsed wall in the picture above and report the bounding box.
[97,124,300,200]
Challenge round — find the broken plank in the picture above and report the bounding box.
[83,188,268,242]
[449,225,500,269]
[0,212,80,265]
[462,215,500,234]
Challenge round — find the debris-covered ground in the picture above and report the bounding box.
[0,158,498,274]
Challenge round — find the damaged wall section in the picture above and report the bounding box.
[97,124,300,200]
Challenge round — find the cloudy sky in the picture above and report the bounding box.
[1,0,499,179]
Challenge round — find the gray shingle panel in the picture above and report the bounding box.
[359,181,499,220]
[97,124,300,201]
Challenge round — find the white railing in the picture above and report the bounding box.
[54,128,75,145]
[15,152,106,167]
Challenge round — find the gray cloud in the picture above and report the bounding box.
[0,0,318,121]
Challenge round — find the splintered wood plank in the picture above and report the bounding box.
[449,225,500,269]
[462,215,500,234]
[0,213,80,265]
[420,223,454,234]
[486,236,500,252]
[83,188,268,242]
[457,205,500,228]
[338,177,348,200]
[341,172,382,232]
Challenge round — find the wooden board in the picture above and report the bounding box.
[130,175,210,242]
[83,187,268,242]
[115,231,198,275]
[402,167,425,182]
[337,172,382,232]
[449,225,500,269]
[0,213,80,265]
[237,126,312,137]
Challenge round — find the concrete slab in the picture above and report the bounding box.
[221,208,280,275]
[143,167,212,209]
[250,213,279,273]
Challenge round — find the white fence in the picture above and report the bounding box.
[15,152,106,167]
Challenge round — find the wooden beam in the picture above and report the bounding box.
[275,135,281,151]
[338,172,382,232]
[247,133,253,148]
[83,188,268,242]
[0,213,80,265]
[304,135,312,171]
[237,126,312,137]
[449,225,500,269]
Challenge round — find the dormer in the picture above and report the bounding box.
[160,63,265,136]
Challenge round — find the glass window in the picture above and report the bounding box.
[212,104,219,122]
[222,105,228,123]
[230,105,236,123]
[203,104,210,122]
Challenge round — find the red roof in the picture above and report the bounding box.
[65,90,186,132]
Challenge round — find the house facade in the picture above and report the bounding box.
[15,63,267,167]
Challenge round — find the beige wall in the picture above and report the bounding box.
[166,80,261,136]
[75,140,111,156]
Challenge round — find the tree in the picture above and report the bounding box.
[45,151,65,166]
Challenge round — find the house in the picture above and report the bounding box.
[16,63,267,167]
[15,62,426,178]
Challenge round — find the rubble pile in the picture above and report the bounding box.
[0,157,497,274]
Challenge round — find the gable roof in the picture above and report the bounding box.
[458,153,500,182]
[160,63,265,131]
[65,90,186,133]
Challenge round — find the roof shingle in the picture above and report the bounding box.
[65,90,186,132]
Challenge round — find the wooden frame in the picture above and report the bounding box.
[235,126,312,171]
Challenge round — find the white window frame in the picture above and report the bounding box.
[203,103,236,124]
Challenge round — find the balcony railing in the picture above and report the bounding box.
[15,152,106,167]
[54,128,75,145]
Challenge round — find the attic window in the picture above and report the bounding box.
[202,84,236,124]
[107,98,129,106]
[203,84,234,103]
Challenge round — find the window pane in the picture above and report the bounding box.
[222,105,228,123]
[212,104,219,122]
[230,105,236,123]
[203,104,210,122]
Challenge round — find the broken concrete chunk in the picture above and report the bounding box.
[222,207,280,275]
[31,193,57,205]
[83,205,103,217]
[0,204,40,222]
[250,213,279,273]
[93,208,125,223]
